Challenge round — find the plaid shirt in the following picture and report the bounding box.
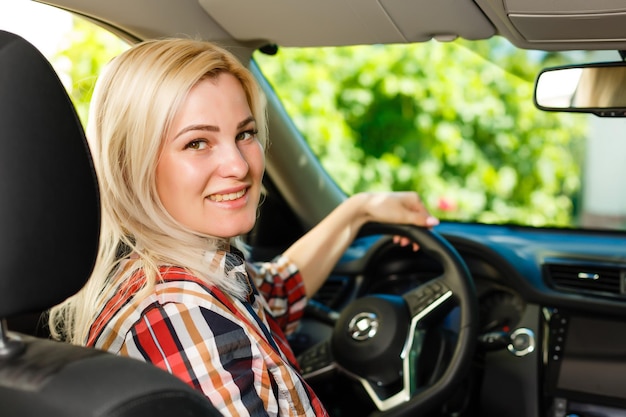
[87,251,328,417]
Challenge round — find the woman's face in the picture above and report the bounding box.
[156,72,265,238]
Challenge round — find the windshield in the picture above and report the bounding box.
[255,38,626,232]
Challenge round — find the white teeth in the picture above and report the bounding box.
[209,189,246,202]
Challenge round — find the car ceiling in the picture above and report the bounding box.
[41,0,626,62]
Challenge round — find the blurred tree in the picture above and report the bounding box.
[255,38,587,227]
[51,18,128,124]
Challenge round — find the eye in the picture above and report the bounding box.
[184,139,208,150]
[236,129,258,141]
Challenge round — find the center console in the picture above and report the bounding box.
[545,309,626,417]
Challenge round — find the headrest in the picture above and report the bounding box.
[0,31,100,318]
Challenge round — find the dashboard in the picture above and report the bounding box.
[302,221,626,417]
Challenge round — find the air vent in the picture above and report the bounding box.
[543,262,624,297]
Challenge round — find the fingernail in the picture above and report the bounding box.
[426,216,440,227]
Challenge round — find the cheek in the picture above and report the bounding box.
[155,155,175,200]
[246,141,266,178]
[155,154,197,208]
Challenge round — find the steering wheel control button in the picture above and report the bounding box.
[404,281,449,316]
[299,342,333,376]
[348,312,379,341]
[507,328,535,356]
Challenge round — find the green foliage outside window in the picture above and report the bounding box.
[51,18,128,125]
[255,39,588,227]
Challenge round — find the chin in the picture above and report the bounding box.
[209,220,257,239]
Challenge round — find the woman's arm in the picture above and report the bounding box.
[283,191,439,298]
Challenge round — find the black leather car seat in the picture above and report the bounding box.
[0,30,222,417]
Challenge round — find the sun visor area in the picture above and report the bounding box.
[380,0,495,42]
[506,0,626,43]
[198,0,495,47]
[510,12,626,43]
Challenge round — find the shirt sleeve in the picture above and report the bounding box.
[248,255,307,335]
[122,301,272,416]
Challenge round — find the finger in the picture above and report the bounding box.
[402,192,439,228]
[393,235,420,252]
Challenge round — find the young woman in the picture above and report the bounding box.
[50,38,439,416]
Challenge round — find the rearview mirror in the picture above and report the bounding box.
[534,62,626,117]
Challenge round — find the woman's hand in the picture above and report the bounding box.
[353,191,439,251]
[355,191,439,227]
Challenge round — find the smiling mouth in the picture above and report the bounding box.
[208,188,246,202]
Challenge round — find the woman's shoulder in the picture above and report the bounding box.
[118,258,209,289]
[157,265,208,287]
[153,265,225,303]
[112,259,223,309]
[153,266,256,320]
[89,262,239,349]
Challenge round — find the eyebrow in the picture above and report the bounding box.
[173,116,256,140]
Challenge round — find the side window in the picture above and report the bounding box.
[0,0,129,125]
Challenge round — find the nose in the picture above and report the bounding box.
[217,142,249,178]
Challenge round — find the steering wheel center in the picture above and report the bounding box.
[348,312,379,341]
[332,294,411,386]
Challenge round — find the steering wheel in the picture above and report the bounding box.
[298,222,478,416]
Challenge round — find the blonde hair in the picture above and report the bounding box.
[49,38,268,344]
[574,65,626,108]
